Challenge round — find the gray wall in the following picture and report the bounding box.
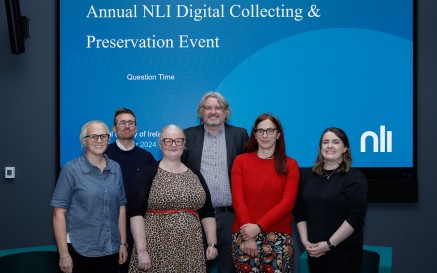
[1,1,436,272]
[0,0,57,248]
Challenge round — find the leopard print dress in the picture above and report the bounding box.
[129,167,207,273]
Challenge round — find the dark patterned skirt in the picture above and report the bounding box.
[232,231,294,273]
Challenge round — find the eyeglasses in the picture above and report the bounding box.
[161,138,185,146]
[204,106,223,111]
[84,134,110,142]
[255,128,277,136]
[117,120,136,127]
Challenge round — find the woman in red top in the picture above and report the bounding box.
[231,113,300,273]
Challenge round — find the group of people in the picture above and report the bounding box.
[51,91,368,273]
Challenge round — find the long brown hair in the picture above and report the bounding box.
[312,127,352,176]
[244,113,287,175]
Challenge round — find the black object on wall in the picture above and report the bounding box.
[4,0,30,54]
[361,167,418,202]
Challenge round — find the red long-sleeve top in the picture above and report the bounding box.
[231,152,300,234]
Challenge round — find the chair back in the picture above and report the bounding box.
[361,249,380,273]
[0,251,61,273]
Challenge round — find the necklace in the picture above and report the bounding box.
[324,166,339,179]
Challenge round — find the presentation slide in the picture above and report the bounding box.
[60,0,413,170]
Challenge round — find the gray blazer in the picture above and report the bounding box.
[181,124,249,180]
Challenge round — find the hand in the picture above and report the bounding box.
[137,250,151,271]
[240,223,261,241]
[206,245,218,260]
[302,240,315,250]
[118,245,128,264]
[306,241,329,258]
[241,238,258,258]
[59,255,73,273]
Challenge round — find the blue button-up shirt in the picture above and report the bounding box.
[50,154,127,257]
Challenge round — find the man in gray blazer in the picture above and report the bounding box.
[182,91,249,273]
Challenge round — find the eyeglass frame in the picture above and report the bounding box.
[255,128,277,136]
[161,138,185,146]
[116,120,136,127]
[83,134,110,142]
[203,106,223,112]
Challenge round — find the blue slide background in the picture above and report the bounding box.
[60,0,413,168]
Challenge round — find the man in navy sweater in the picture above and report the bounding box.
[106,107,156,273]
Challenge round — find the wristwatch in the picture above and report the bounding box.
[327,239,336,250]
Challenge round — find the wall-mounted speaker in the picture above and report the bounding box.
[4,0,30,54]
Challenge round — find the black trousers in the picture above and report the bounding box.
[68,244,119,273]
[308,244,363,273]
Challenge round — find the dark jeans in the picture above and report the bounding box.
[207,211,236,273]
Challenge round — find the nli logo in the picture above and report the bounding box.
[360,125,392,153]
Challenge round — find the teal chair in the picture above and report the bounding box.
[361,249,380,273]
[211,259,219,273]
[0,251,61,273]
[0,245,61,273]
[299,245,392,273]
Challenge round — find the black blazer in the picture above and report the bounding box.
[182,124,249,180]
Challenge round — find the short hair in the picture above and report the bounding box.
[113,107,136,126]
[197,91,231,124]
[159,124,186,149]
[79,120,110,149]
[244,113,288,175]
[312,127,352,176]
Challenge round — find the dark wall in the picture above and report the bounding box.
[1,1,436,272]
[0,0,57,247]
